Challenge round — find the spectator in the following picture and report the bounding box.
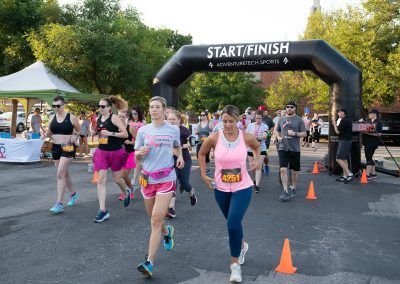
[41,109,49,129]
[332,108,354,183]
[78,111,90,157]
[30,108,44,134]
[86,109,98,143]
[362,109,382,179]
[310,113,321,151]
[302,113,311,147]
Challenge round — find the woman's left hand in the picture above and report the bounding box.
[71,135,78,143]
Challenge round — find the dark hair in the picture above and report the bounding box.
[80,111,86,115]
[337,108,347,114]
[221,105,240,121]
[129,106,144,122]
[53,96,65,103]
[255,110,264,117]
[286,101,297,108]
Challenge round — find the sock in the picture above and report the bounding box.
[70,192,76,197]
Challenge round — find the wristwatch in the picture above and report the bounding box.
[112,132,115,136]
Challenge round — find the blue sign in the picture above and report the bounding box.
[304,107,310,114]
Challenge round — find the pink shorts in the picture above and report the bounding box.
[123,152,136,170]
[141,180,176,199]
[93,148,127,172]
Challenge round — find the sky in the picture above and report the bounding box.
[58,0,363,44]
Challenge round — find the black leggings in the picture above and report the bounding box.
[364,142,379,165]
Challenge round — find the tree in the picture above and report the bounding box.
[185,72,265,113]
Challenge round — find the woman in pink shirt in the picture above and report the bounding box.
[199,105,260,283]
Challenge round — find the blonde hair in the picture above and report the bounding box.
[149,96,167,109]
[221,105,240,121]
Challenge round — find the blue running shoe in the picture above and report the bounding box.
[67,193,79,207]
[50,203,63,214]
[163,225,174,251]
[93,210,110,223]
[124,188,131,207]
[137,261,153,277]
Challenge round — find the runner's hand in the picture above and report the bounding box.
[201,174,214,190]
[176,155,185,169]
[251,160,261,171]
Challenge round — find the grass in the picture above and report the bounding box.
[384,157,400,162]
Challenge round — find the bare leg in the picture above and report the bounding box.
[96,170,108,211]
[291,170,299,188]
[55,158,73,203]
[111,170,128,196]
[280,167,288,191]
[144,193,173,262]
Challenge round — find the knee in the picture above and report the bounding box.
[150,214,164,228]
[280,168,287,175]
[56,172,66,180]
[227,220,241,236]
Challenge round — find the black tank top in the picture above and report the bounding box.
[123,125,135,153]
[97,114,121,151]
[50,113,74,135]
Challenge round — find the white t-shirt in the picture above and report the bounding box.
[246,122,269,152]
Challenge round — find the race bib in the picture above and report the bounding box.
[221,168,242,183]
[98,135,109,145]
[139,173,149,188]
[61,144,74,153]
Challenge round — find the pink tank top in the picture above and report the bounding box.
[214,130,253,192]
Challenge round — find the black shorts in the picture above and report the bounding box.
[336,140,352,160]
[278,150,301,171]
[247,151,267,157]
[52,144,76,160]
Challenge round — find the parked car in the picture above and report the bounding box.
[319,114,329,137]
[379,112,400,145]
[0,111,26,133]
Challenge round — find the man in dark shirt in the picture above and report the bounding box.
[332,108,354,183]
[259,106,275,175]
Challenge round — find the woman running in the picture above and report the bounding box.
[246,110,268,193]
[166,110,197,218]
[129,106,147,191]
[92,96,130,223]
[136,96,184,278]
[117,110,136,201]
[43,96,81,214]
[199,105,260,283]
[196,111,214,175]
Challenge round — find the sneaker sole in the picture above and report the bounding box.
[164,226,175,250]
[93,212,110,223]
[239,242,249,265]
[279,197,290,202]
[137,265,152,277]
[50,208,63,214]
[67,195,79,207]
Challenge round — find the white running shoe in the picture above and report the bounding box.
[229,263,242,282]
[238,242,249,265]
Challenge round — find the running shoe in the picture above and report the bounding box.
[118,193,124,201]
[206,168,211,175]
[137,260,153,277]
[130,190,135,200]
[93,210,110,223]
[254,186,260,193]
[336,176,347,182]
[49,203,63,214]
[67,192,79,207]
[238,242,249,265]
[279,190,290,202]
[344,174,353,184]
[163,225,174,251]
[367,174,377,179]
[124,189,131,207]
[289,186,296,198]
[189,188,197,206]
[230,263,242,282]
[167,207,176,219]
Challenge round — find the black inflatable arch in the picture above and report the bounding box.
[153,40,362,173]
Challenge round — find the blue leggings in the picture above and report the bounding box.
[175,159,193,193]
[214,187,252,257]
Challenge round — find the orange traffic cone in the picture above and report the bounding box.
[360,169,368,184]
[92,171,98,184]
[276,238,297,274]
[306,181,317,200]
[312,162,319,174]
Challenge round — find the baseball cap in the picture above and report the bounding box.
[258,105,267,111]
[369,108,379,114]
[286,101,297,108]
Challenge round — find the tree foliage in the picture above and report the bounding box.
[266,0,400,110]
[185,72,265,113]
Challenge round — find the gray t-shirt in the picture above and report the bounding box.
[276,115,306,152]
[135,123,180,184]
[31,115,41,133]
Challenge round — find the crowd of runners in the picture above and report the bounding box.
[39,95,382,283]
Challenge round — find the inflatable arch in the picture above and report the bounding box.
[153,40,362,173]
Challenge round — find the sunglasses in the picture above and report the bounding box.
[200,114,206,116]
[52,104,63,108]
[98,105,108,109]
[132,112,138,115]
[286,105,295,109]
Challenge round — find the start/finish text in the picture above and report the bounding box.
[207,42,290,59]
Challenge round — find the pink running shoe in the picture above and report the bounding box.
[118,193,124,201]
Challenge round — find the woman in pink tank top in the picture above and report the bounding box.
[198,105,260,283]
